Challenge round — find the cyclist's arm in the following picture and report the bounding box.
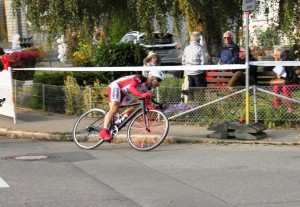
[128,75,145,97]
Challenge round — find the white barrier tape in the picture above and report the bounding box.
[12,64,247,71]
[250,61,300,67]
[12,61,300,72]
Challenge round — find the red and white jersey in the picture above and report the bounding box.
[109,74,149,96]
[107,74,151,104]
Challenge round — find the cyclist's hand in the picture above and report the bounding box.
[141,92,152,98]
[155,105,161,110]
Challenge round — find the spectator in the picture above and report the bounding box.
[228,46,257,87]
[216,31,239,65]
[142,51,161,76]
[272,47,298,113]
[0,47,5,71]
[182,31,206,101]
[143,51,161,66]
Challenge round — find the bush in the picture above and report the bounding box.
[64,76,84,115]
[93,42,145,66]
[82,79,107,112]
[71,41,94,67]
[64,76,107,115]
[33,71,68,85]
[91,42,146,82]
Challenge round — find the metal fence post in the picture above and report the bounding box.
[13,80,17,104]
[42,84,45,111]
[253,85,258,122]
[89,87,92,109]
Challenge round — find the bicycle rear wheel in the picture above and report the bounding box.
[73,108,106,150]
[127,109,169,151]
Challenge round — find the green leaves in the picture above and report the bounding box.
[92,42,146,67]
[10,0,252,58]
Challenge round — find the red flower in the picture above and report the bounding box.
[9,50,41,68]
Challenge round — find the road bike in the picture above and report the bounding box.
[73,97,169,151]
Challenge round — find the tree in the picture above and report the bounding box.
[172,0,243,56]
[253,0,300,58]
[11,0,244,58]
[11,0,139,43]
[276,0,300,44]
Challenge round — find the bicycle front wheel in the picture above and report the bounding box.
[73,108,106,150]
[127,109,169,151]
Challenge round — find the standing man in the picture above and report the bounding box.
[182,31,207,101]
[216,31,239,65]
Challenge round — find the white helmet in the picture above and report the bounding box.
[148,69,165,80]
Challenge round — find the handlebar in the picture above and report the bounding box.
[137,97,166,110]
[150,97,166,110]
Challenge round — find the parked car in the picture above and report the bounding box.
[120,31,182,66]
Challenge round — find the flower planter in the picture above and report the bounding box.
[8,49,41,80]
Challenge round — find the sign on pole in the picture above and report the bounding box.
[243,0,256,12]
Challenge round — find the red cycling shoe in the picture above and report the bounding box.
[99,128,113,141]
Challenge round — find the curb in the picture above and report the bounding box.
[0,128,72,141]
[1,128,300,146]
[169,136,300,146]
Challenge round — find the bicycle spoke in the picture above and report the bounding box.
[73,109,105,150]
[127,110,169,151]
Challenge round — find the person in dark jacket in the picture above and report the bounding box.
[216,31,239,65]
[228,46,257,87]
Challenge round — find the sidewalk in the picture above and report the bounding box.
[0,109,300,145]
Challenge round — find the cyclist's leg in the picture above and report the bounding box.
[99,86,121,140]
[121,95,138,117]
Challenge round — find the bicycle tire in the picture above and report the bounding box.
[73,108,106,150]
[127,109,169,151]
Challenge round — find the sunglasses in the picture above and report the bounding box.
[239,50,245,53]
[223,37,231,39]
[156,78,162,82]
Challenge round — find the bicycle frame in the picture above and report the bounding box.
[114,98,149,132]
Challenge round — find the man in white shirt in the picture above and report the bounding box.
[182,31,207,101]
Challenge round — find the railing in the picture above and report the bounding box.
[14,81,300,126]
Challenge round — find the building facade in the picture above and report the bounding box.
[0,0,27,45]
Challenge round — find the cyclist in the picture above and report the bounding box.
[99,69,165,141]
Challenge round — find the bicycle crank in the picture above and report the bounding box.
[109,125,119,138]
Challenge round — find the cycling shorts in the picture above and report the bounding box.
[107,83,136,105]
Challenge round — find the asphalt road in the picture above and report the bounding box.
[1,138,300,207]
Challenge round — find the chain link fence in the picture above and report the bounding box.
[14,80,300,126]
